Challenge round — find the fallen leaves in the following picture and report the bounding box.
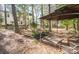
[0,29,63,54]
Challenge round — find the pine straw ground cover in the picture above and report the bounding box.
[0,29,64,54]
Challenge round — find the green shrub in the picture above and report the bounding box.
[32,31,39,36]
[30,22,38,29]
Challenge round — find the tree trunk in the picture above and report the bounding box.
[23,6,27,29]
[48,4,52,32]
[23,13,27,29]
[27,7,30,29]
[77,19,79,31]
[36,10,38,23]
[4,4,7,29]
[32,4,34,23]
[11,4,19,33]
[41,4,44,29]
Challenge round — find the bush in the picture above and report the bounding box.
[32,31,49,39]
[32,31,39,36]
[30,22,38,29]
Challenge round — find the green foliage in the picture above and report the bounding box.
[0,15,3,27]
[31,22,38,29]
[60,19,73,28]
[32,29,49,39]
[17,4,28,12]
[17,4,29,20]
[32,31,39,36]
[0,17,3,23]
[44,20,49,28]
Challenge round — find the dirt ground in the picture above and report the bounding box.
[0,29,64,54]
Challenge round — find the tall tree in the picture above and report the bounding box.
[11,4,19,33]
[32,4,34,23]
[4,4,7,29]
[41,4,44,29]
[0,14,3,28]
[48,4,52,32]
[27,5,30,29]
[35,6,38,23]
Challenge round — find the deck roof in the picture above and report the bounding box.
[39,4,79,20]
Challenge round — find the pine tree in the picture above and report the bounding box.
[11,4,19,33]
[4,4,7,29]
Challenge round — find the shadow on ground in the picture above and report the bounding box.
[0,33,9,54]
[0,45,9,54]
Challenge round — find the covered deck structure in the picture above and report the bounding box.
[40,4,79,20]
[39,4,79,54]
[40,4,79,33]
